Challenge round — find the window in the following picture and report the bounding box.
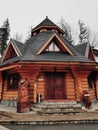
[7,73,20,90]
[87,71,97,89]
[46,42,60,52]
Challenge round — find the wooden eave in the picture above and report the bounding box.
[32,25,64,34]
[0,61,95,72]
[0,64,20,71]
[37,33,74,55]
[18,61,96,68]
[1,40,22,63]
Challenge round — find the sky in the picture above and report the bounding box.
[0,0,98,42]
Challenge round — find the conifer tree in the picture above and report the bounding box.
[59,17,73,43]
[78,19,90,44]
[0,18,10,55]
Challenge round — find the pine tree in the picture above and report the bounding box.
[59,17,73,43]
[78,19,90,44]
[0,18,10,55]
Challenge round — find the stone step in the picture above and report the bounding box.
[38,108,85,115]
[0,100,17,107]
[33,103,81,109]
[32,101,83,115]
[33,100,80,109]
[42,100,77,105]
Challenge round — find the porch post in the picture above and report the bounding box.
[71,69,81,102]
[33,79,37,103]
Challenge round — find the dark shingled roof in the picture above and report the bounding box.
[32,17,64,34]
[11,39,25,55]
[59,35,83,56]
[23,31,84,57]
[0,31,94,67]
[20,31,93,63]
[75,42,88,56]
[21,52,93,63]
[33,17,57,28]
[0,17,95,67]
[0,57,20,66]
[24,31,53,55]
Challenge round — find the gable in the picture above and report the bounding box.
[37,33,74,55]
[1,40,22,62]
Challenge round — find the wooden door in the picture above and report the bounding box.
[45,72,65,99]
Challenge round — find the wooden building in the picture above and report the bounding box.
[0,17,97,105]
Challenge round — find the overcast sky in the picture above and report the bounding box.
[0,0,98,42]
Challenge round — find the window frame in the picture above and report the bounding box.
[7,73,20,90]
[46,42,60,52]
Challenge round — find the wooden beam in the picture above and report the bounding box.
[19,61,95,66]
[0,65,20,71]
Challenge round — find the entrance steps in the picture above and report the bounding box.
[0,100,17,108]
[32,100,85,115]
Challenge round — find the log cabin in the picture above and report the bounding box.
[0,17,97,107]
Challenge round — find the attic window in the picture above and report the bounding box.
[46,42,60,52]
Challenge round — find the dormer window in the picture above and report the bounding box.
[46,42,60,52]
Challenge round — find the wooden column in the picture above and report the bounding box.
[33,79,37,103]
[16,65,41,102]
[71,69,81,102]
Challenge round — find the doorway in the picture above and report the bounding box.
[45,72,65,99]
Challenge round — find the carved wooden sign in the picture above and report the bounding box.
[17,79,30,113]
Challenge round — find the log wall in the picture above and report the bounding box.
[0,72,2,100]
[73,70,97,101]
[2,69,18,100]
[36,72,45,101]
[1,65,97,103]
[95,75,98,98]
[65,70,76,100]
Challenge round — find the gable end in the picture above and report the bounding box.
[37,33,74,55]
[1,39,22,62]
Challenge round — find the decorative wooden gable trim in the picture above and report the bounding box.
[1,39,22,62]
[37,33,74,55]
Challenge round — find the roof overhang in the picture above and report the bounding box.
[0,64,20,71]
